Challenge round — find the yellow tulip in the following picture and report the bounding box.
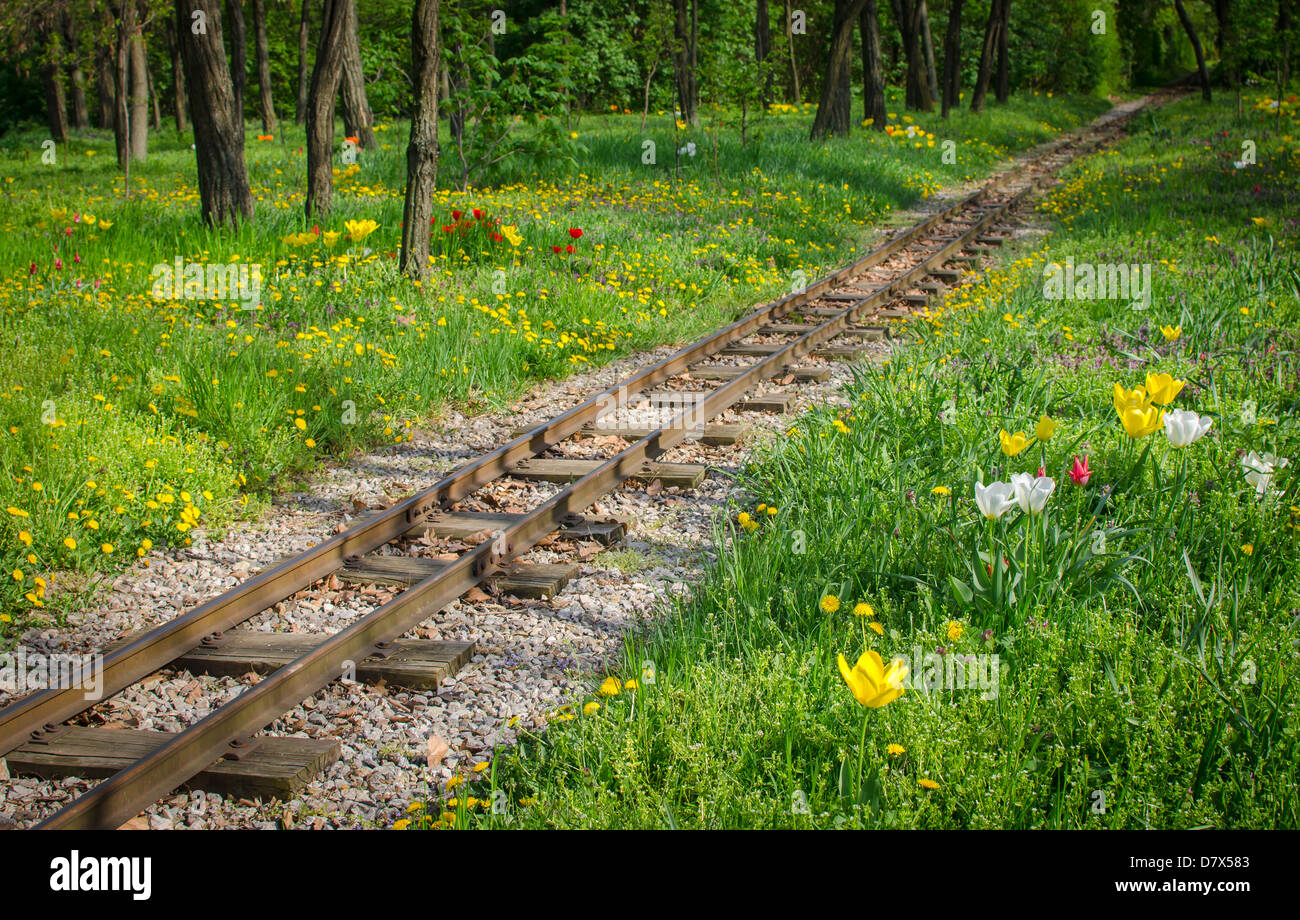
[837,649,907,708]
[1160,324,1181,341]
[1120,404,1164,439]
[345,218,380,242]
[999,429,1030,456]
[1144,372,1185,406]
[1113,382,1151,419]
[1034,414,1057,442]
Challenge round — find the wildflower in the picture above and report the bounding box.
[1163,409,1212,448]
[837,649,908,708]
[1010,473,1056,514]
[1144,373,1185,406]
[946,620,964,642]
[1160,324,1181,341]
[1069,455,1092,486]
[833,419,850,434]
[101,543,114,554]
[974,481,1016,519]
[1241,544,1253,556]
[918,778,940,790]
[597,676,621,696]
[886,744,906,756]
[868,622,884,635]
[624,679,638,691]
[999,429,1030,456]
[1034,415,1057,442]
[344,218,379,242]
[472,761,491,773]
[852,602,874,618]
[930,485,951,496]
[1242,451,1288,497]
[583,701,600,715]
[18,531,32,547]
[820,594,841,614]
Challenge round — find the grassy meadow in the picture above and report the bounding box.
[0,90,1107,634]
[414,93,1300,830]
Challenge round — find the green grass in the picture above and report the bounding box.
[0,89,1107,634]
[417,92,1300,830]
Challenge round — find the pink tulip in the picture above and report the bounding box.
[1069,455,1092,486]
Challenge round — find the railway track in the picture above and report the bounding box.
[0,89,1179,829]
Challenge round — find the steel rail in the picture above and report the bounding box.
[0,126,1082,759]
[37,152,1062,829]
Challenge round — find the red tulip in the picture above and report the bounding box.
[28,262,37,275]
[568,228,583,239]
[473,208,484,219]
[1036,465,1046,478]
[552,245,562,253]
[565,244,575,253]
[452,210,462,220]
[1069,455,1092,486]
[442,225,454,234]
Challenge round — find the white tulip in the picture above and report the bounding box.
[1164,409,1212,448]
[1010,472,1056,514]
[1242,451,1288,497]
[974,481,1016,520]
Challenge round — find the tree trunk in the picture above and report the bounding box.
[1174,0,1212,102]
[166,19,187,132]
[340,0,375,148]
[894,0,933,111]
[971,0,1000,112]
[400,0,441,280]
[755,0,772,108]
[96,48,115,130]
[252,0,277,133]
[227,0,248,127]
[114,3,136,168]
[671,0,698,125]
[785,0,800,103]
[1213,0,1235,87]
[148,59,163,131]
[859,0,887,129]
[296,0,312,124]
[919,0,939,104]
[42,26,69,143]
[175,0,254,225]
[64,16,90,130]
[995,0,1010,103]
[1281,0,1293,89]
[129,26,149,160]
[940,0,963,118]
[811,0,869,138]
[306,0,350,217]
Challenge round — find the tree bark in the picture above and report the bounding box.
[995,0,1010,103]
[41,23,69,143]
[166,18,188,132]
[148,58,163,131]
[96,47,115,130]
[1213,0,1235,87]
[940,0,963,117]
[114,2,136,167]
[129,25,149,160]
[811,0,869,138]
[859,0,887,129]
[227,0,247,126]
[252,0,277,132]
[755,0,772,108]
[400,0,441,280]
[175,0,254,225]
[340,0,375,148]
[893,0,933,111]
[971,0,1000,112]
[296,0,311,124]
[919,0,939,104]
[306,0,350,217]
[1174,0,1212,102]
[63,16,90,130]
[672,0,699,125]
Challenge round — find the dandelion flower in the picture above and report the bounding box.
[820,594,841,614]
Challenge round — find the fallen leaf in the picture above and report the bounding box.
[427,735,450,767]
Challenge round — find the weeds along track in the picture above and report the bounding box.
[0,89,1181,829]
